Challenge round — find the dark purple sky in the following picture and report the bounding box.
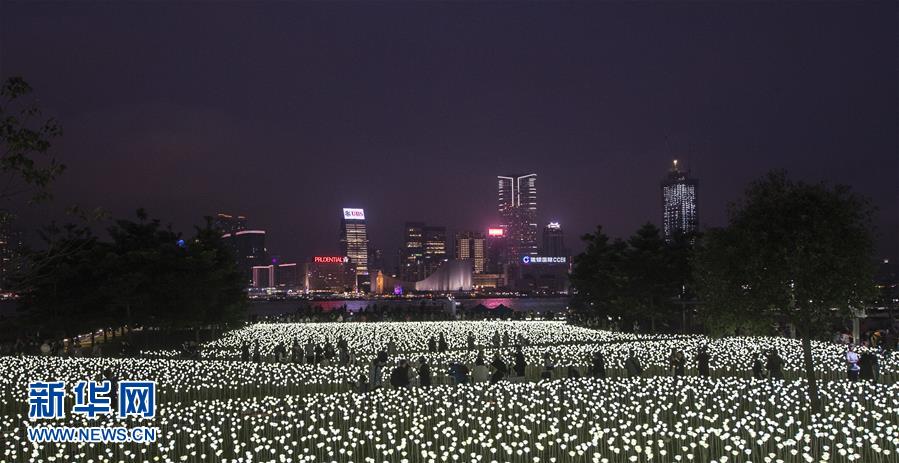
[1,1,896,266]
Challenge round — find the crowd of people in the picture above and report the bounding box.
[254,304,560,324]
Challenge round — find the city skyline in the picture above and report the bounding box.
[1,2,895,264]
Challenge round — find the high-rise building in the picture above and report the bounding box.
[401,222,425,281]
[275,263,300,289]
[0,211,21,290]
[422,225,447,278]
[484,227,508,274]
[541,222,566,257]
[455,231,486,274]
[251,265,275,288]
[661,159,698,242]
[498,174,538,261]
[222,229,267,287]
[305,256,354,294]
[213,213,247,234]
[339,208,369,290]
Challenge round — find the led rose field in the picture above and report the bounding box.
[1,321,896,463]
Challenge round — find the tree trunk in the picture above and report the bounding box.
[800,321,821,413]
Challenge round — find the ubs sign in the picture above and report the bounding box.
[342,208,365,220]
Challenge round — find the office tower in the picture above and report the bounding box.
[213,213,247,234]
[252,265,275,288]
[305,257,354,294]
[275,263,299,289]
[484,227,508,274]
[339,208,369,289]
[368,247,384,273]
[0,211,21,290]
[497,173,538,261]
[223,229,268,286]
[422,225,447,278]
[661,159,698,242]
[542,222,566,257]
[455,231,486,274]
[401,222,425,281]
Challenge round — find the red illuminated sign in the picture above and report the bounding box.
[313,256,349,264]
[488,228,504,237]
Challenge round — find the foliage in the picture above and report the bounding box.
[692,170,877,410]
[570,224,695,332]
[14,210,247,337]
[0,77,64,202]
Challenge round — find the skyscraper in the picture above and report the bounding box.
[223,229,268,286]
[0,210,21,290]
[422,225,447,278]
[401,221,425,281]
[212,213,247,234]
[339,208,369,290]
[541,222,566,257]
[455,231,486,274]
[498,174,538,261]
[484,227,508,274]
[661,159,698,242]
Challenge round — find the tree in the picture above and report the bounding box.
[16,210,247,347]
[570,226,627,325]
[620,223,670,332]
[0,77,64,202]
[693,171,876,411]
[14,223,109,338]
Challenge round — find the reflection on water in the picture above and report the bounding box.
[251,297,569,316]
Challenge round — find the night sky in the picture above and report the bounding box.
[1,1,896,267]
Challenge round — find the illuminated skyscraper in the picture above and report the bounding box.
[497,173,538,261]
[541,222,566,257]
[661,159,698,242]
[401,221,425,281]
[422,225,447,278]
[339,208,369,289]
[455,231,486,274]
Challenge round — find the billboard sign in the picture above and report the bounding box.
[487,228,504,237]
[342,208,365,220]
[522,256,567,264]
[314,256,349,264]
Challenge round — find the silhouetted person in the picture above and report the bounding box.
[625,349,643,378]
[590,351,606,379]
[696,346,711,377]
[513,346,526,378]
[428,336,437,353]
[669,348,686,377]
[305,341,315,364]
[752,352,766,379]
[858,350,876,382]
[251,341,260,363]
[390,360,411,388]
[541,352,555,380]
[240,342,250,362]
[490,353,508,383]
[467,331,476,349]
[438,333,448,352]
[418,357,431,387]
[766,349,783,380]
